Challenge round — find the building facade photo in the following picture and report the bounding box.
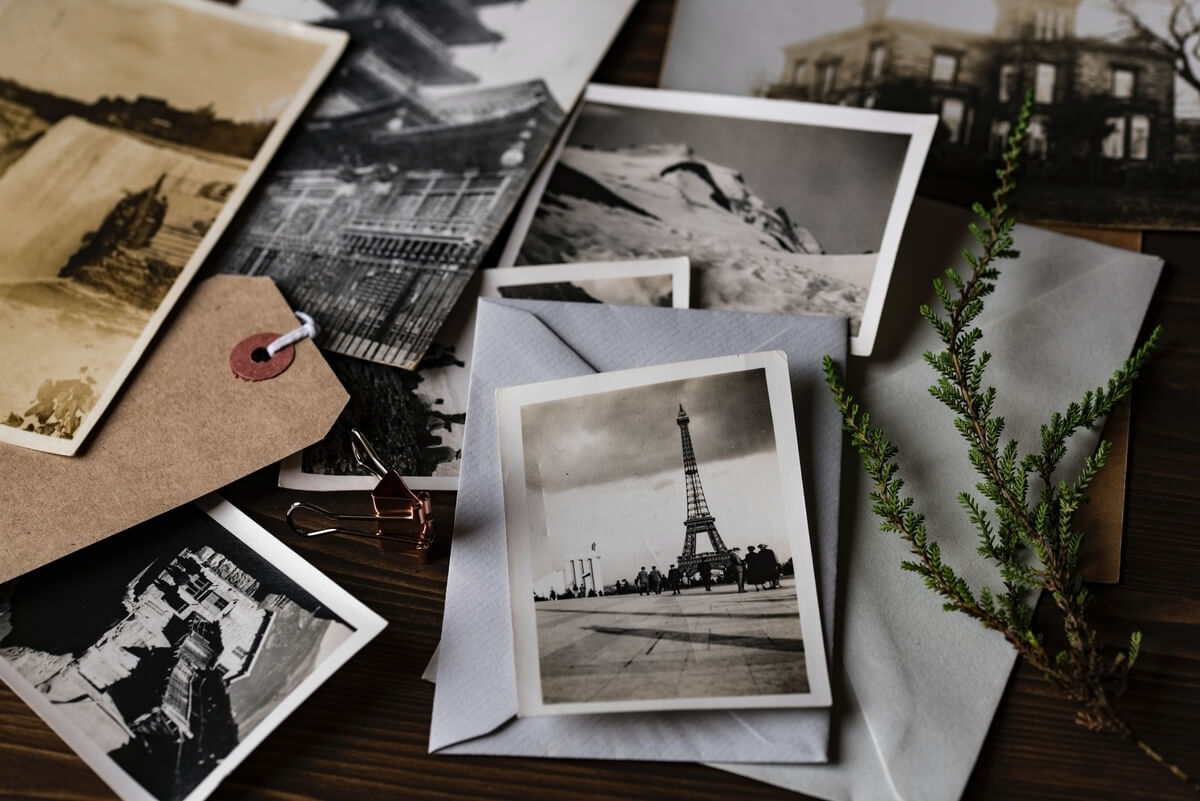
[219,0,563,368]
[663,0,1200,226]
[768,0,1174,170]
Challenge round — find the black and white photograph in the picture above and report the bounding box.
[660,0,1200,228]
[280,257,691,491]
[0,0,344,456]
[511,84,936,357]
[496,352,831,716]
[0,497,385,801]
[213,0,636,370]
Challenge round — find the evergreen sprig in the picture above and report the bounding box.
[824,89,1194,789]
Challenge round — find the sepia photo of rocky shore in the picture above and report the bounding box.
[0,0,342,455]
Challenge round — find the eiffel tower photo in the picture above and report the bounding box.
[675,403,730,575]
[508,356,827,711]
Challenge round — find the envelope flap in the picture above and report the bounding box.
[0,275,348,583]
[864,199,1155,379]
[430,300,596,751]
[489,300,847,376]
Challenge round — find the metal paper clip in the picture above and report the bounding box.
[286,429,436,562]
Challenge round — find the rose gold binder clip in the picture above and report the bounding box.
[286,429,436,562]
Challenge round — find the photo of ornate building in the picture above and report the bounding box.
[766,0,1175,169]
[216,0,579,368]
[662,0,1200,226]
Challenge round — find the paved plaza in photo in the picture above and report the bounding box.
[535,579,810,704]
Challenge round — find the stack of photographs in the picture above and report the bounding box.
[0,0,997,789]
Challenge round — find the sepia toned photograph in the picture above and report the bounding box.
[213,0,636,370]
[0,0,345,455]
[511,84,936,356]
[280,257,691,491]
[496,352,831,716]
[0,497,385,801]
[661,0,1200,228]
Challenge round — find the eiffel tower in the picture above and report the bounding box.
[675,404,729,575]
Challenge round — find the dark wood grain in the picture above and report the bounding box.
[594,0,676,87]
[2,3,1198,799]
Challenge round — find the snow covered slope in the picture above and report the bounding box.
[520,143,876,333]
[560,143,823,254]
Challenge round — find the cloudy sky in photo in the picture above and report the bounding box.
[519,368,803,583]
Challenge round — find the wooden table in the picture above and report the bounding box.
[3,3,1198,799]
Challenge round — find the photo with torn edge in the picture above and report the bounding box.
[0,0,346,455]
[0,496,386,801]
[278,257,691,492]
[510,83,937,357]
[212,0,637,370]
[496,351,832,716]
[660,0,1200,229]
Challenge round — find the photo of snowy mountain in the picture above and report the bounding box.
[521,140,877,324]
[513,85,938,355]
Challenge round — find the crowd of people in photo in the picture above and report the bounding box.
[532,545,791,602]
[628,544,785,595]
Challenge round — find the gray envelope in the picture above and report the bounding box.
[430,198,1163,800]
[716,199,1162,801]
[430,300,849,763]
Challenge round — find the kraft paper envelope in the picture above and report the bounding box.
[0,275,348,583]
[431,300,848,763]
[714,199,1162,801]
[430,198,1163,799]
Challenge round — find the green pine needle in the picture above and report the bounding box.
[823,88,1193,788]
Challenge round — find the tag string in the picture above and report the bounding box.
[267,311,317,357]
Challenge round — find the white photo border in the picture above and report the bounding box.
[496,350,832,717]
[501,82,938,358]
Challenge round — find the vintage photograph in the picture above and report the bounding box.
[0,497,385,801]
[213,0,636,370]
[661,0,1200,228]
[511,84,936,356]
[280,257,691,491]
[0,0,344,455]
[496,352,831,716]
